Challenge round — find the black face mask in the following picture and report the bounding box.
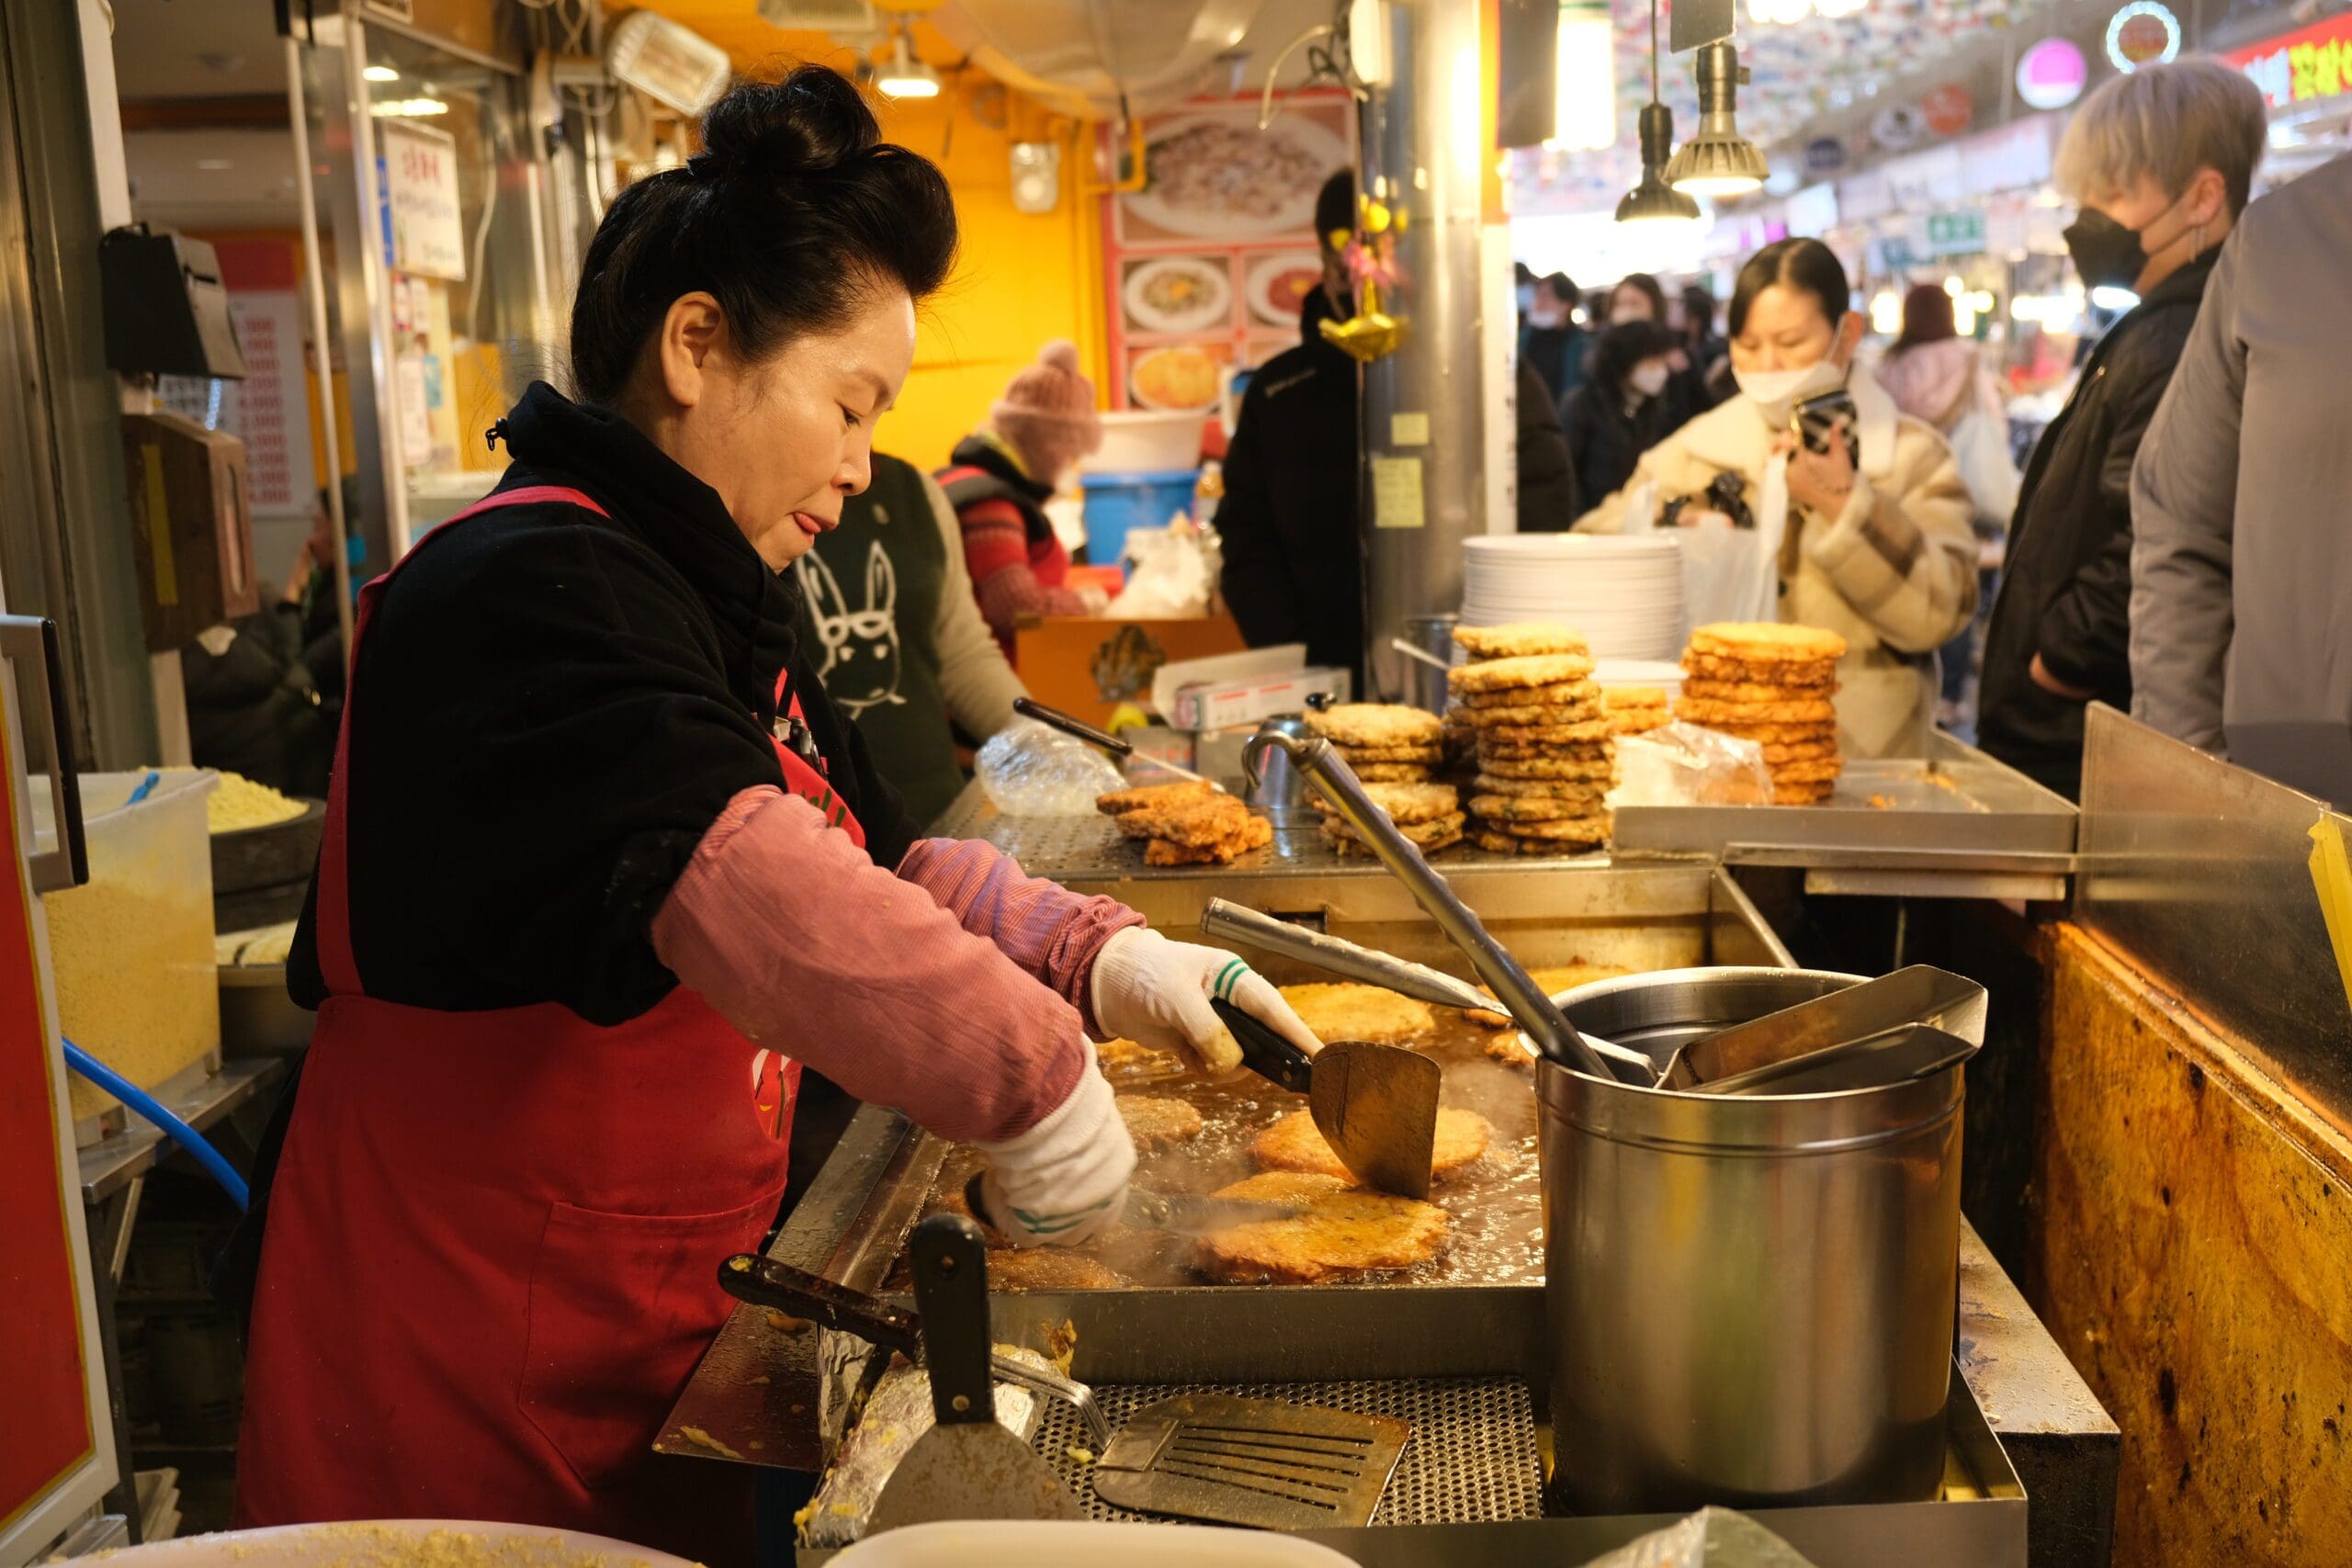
[2063,208,2149,291]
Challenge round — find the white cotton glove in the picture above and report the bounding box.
[971,1042,1136,1247]
[1088,926,1324,1077]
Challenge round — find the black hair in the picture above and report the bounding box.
[1727,238,1851,338]
[1539,271,1577,302]
[1587,321,1678,396]
[1315,169,1355,250]
[1514,260,1534,284]
[569,66,958,406]
[1609,273,1669,322]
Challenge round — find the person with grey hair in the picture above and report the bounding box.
[1976,57,2267,798]
[2128,152,2352,802]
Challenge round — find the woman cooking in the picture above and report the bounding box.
[232,69,1317,1563]
[1575,239,1978,756]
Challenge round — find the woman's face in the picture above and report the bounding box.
[1728,284,1856,376]
[1608,286,1654,325]
[645,285,919,570]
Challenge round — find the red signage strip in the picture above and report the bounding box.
[2227,13,2352,109]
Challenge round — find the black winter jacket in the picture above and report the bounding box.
[1219,293,1579,683]
[286,382,918,1024]
[1978,253,2216,798]
[1558,383,1674,518]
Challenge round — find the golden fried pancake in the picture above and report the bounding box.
[1469,792,1611,821]
[1096,1037,1184,1084]
[1318,812,1466,852]
[1676,696,1840,727]
[1497,812,1613,840]
[1459,701,1607,728]
[1142,814,1272,864]
[1474,755,1617,783]
[1196,1172,1449,1286]
[1473,719,1617,745]
[1117,795,1257,848]
[1773,780,1837,805]
[1758,739,1840,764]
[1602,685,1669,709]
[1304,780,1459,824]
[1347,762,1438,783]
[1771,758,1846,784]
[1452,623,1591,660]
[1330,829,1464,858]
[1305,704,1445,749]
[1679,678,1843,705]
[1471,830,1605,856]
[1688,622,1849,663]
[1681,651,1838,687]
[1250,1106,1491,1181]
[1471,773,1613,799]
[1276,983,1436,1044]
[1448,652,1599,694]
[1609,709,1673,736]
[986,1247,1125,1292]
[1692,719,1838,746]
[1096,779,1217,816]
[1333,745,1445,764]
[1117,1095,1205,1152]
[1459,680,1602,710]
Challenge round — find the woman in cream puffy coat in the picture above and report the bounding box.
[1576,240,1978,757]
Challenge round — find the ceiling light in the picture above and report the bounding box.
[196,158,234,171]
[875,21,942,99]
[369,96,450,118]
[1619,1,1700,226]
[364,65,401,83]
[1813,0,1869,17]
[1748,0,1812,23]
[1665,40,1768,198]
[1548,0,1617,152]
[605,9,731,115]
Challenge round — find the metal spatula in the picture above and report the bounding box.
[1210,997,1442,1199]
[865,1215,1082,1532]
[1091,1393,1408,1529]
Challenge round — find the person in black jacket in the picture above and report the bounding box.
[1520,271,1586,403]
[1218,170,1577,686]
[1557,321,1680,513]
[1978,60,2267,797]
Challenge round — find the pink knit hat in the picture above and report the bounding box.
[990,340,1103,483]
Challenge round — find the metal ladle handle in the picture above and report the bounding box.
[1242,729,1613,1080]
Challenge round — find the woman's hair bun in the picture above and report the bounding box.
[698,65,878,180]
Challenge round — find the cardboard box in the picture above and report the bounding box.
[1013,614,1249,730]
[122,412,260,650]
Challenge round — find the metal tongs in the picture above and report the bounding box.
[1014,696,1210,784]
[1242,729,1620,1081]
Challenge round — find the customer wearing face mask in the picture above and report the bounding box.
[1605,273,1716,424]
[1576,239,1977,756]
[1976,58,2266,799]
[1558,321,1681,514]
[1521,271,1587,403]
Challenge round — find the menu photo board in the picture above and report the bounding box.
[1103,94,1354,416]
[380,118,466,282]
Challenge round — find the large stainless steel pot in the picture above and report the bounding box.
[1537,967,1974,1516]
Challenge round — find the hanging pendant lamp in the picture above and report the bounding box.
[1617,0,1700,223]
[1664,40,1769,197]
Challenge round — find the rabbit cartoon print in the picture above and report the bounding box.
[799,541,905,716]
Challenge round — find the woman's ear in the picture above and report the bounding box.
[1835,310,1868,365]
[656,292,728,410]
[2186,166,2229,228]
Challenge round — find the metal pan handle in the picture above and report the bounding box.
[1013,696,1131,759]
[1201,897,1492,1012]
[907,1213,997,1427]
[0,616,86,893]
[1211,996,1315,1094]
[718,1254,922,1361]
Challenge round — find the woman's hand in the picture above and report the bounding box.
[1089,927,1321,1076]
[1779,429,1856,518]
[1675,507,1736,530]
[2029,653,2094,701]
[970,1047,1135,1247]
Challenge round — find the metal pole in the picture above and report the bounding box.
[1358,0,1490,702]
[285,37,356,668]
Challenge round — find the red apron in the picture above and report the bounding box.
[235,487,861,1565]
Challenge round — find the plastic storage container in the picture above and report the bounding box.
[1080,468,1198,569]
[1082,408,1206,473]
[36,770,221,1124]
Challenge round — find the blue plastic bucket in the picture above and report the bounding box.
[1080,468,1197,569]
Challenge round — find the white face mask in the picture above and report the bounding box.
[1735,355,1845,426]
[1517,283,1538,313]
[1628,361,1672,398]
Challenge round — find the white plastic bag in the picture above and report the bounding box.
[1106,518,1217,619]
[1610,721,1774,807]
[1947,408,2019,529]
[975,718,1125,816]
[1673,454,1785,628]
[1577,1506,1823,1568]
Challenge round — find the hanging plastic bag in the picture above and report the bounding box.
[975,717,1125,816]
[1672,455,1785,628]
[1610,721,1775,807]
[1946,407,2020,530]
[1106,517,1218,619]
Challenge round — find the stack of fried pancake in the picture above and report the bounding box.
[1306,778,1464,858]
[1094,779,1273,864]
[1447,624,1613,856]
[1303,703,1445,783]
[1671,622,1849,805]
[1602,684,1672,738]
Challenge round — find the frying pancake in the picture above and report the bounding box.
[1277,982,1436,1044]
[1250,1106,1492,1181]
[1096,1037,1185,1084]
[1095,779,1217,816]
[986,1247,1126,1292]
[1195,1171,1449,1286]
[1117,1094,1205,1152]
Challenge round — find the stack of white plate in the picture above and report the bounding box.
[1459,535,1686,660]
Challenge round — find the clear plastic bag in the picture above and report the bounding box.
[1610,721,1776,807]
[1577,1507,1822,1568]
[1106,518,1219,619]
[976,718,1127,817]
